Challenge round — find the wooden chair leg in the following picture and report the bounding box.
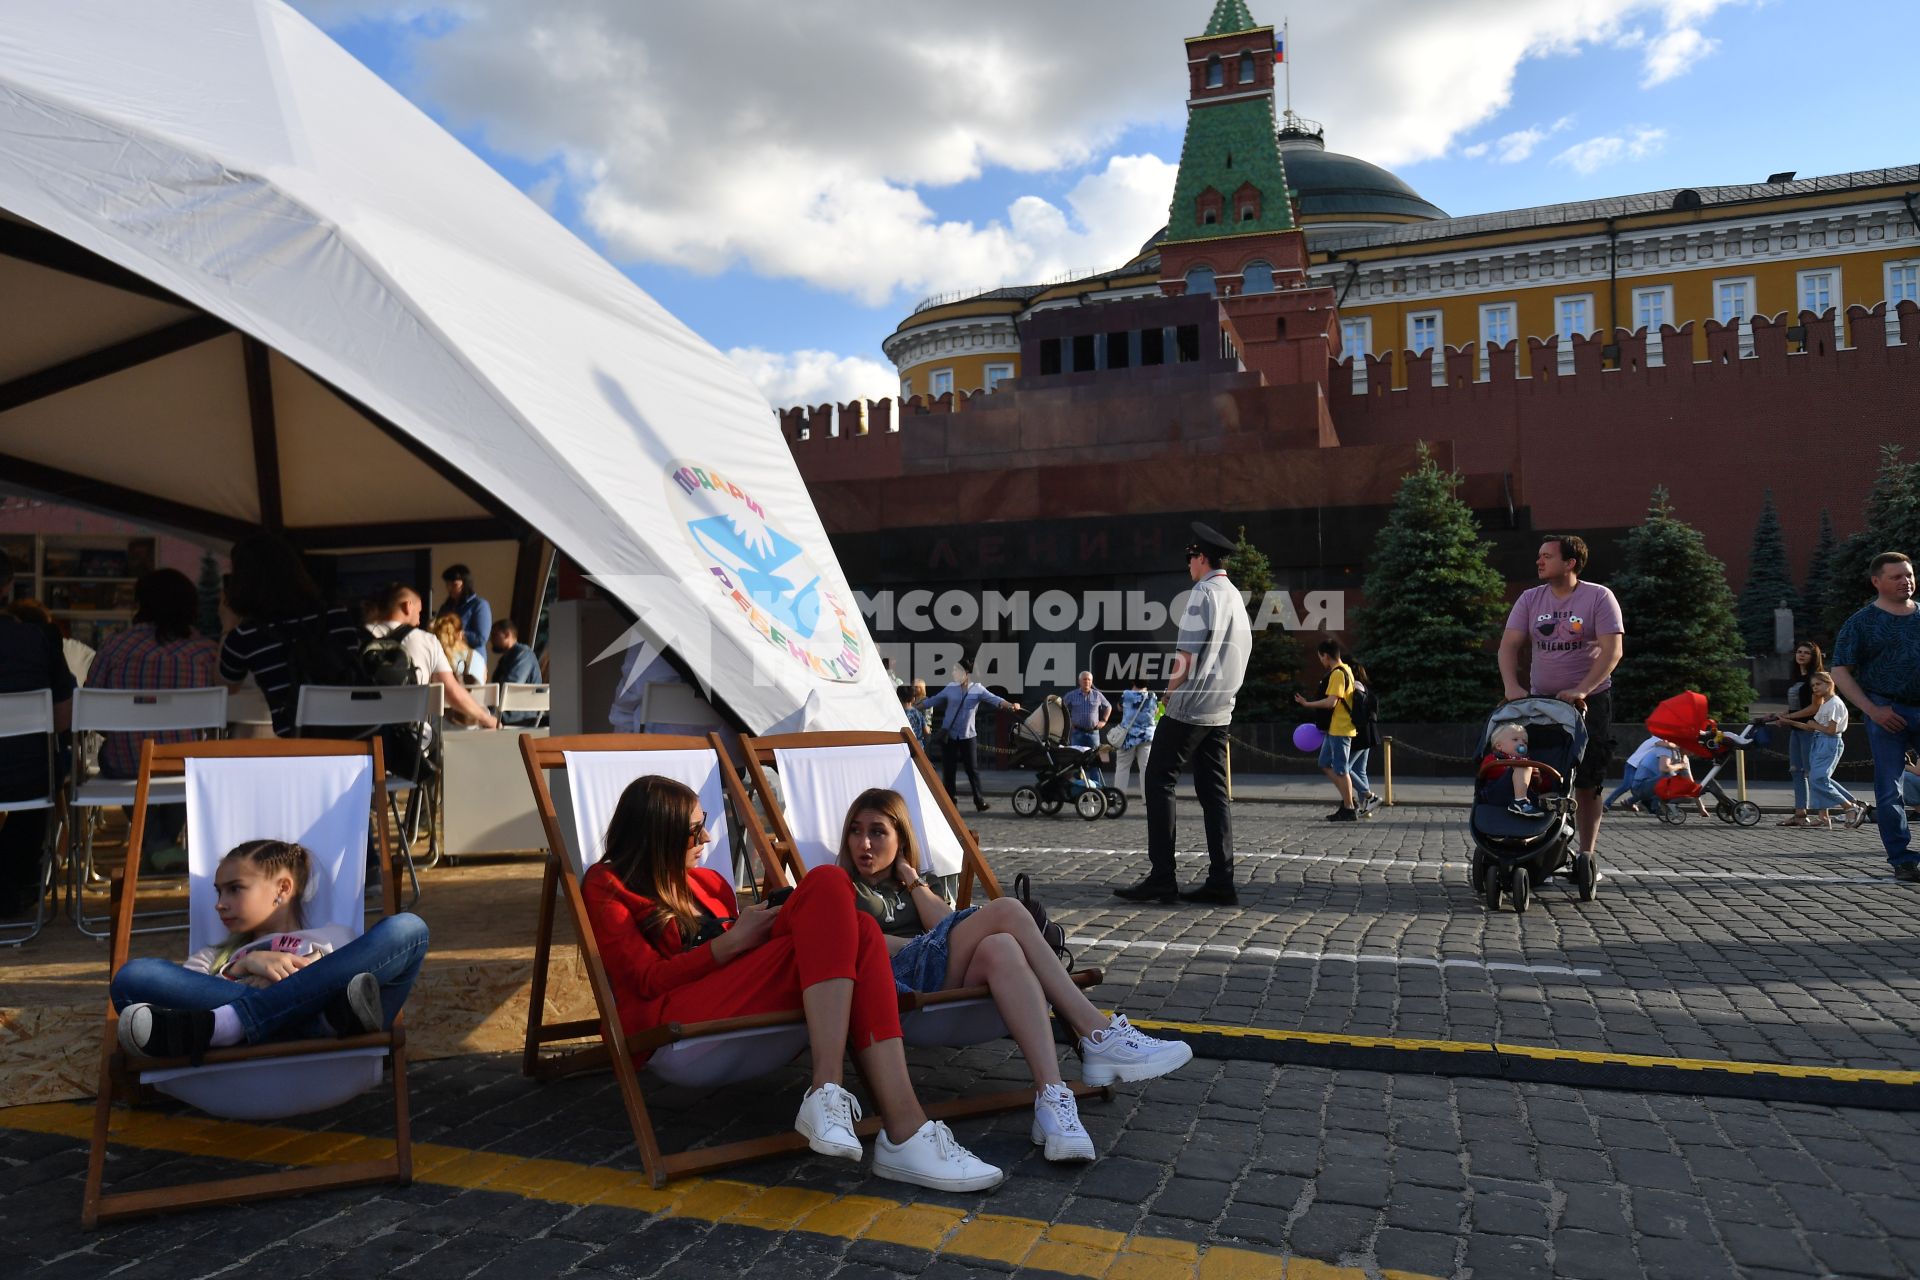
[522,854,561,1079]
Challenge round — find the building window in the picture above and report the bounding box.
[1185,266,1216,296]
[1175,324,1202,363]
[1797,268,1838,317]
[1140,327,1166,366]
[1238,52,1256,83]
[983,363,1014,391]
[1555,295,1593,373]
[1241,261,1274,294]
[1715,276,1756,357]
[1408,311,1441,355]
[1104,333,1130,370]
[1479,303,1515,377]
[1632,286,1672,333]
[1206,55,1223,87]
[1888,261,1919,306]
[1203,209,1218,225]
[1038,339,1062,376]
[928,368,953,397]
[1072,333,1097,372]
[1339,317,1372,359]
[900,378,912,400]
[1240,206,1255,222]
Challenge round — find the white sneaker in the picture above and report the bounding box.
[1031,1084,1096,1162]
[794,1082,863,1161]
[1080,1013,1193,1086]
[871,1120,1004,1192]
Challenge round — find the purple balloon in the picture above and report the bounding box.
[1292,722,1324,753]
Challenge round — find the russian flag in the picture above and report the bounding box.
[1273,32,1284,63]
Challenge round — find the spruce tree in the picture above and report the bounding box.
[1800,507,1834,628]
[1820,531,1875,638]
[1819,445,1918,636]
[1610,487,1756,721]
[195,550,223,639]
[1225,526,1302,721]
[1354,443,1507,721]
[1735,490,1795,656]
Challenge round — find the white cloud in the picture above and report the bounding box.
[726,347,900,408]
[1554,127,1668,175]
[1462,142,1491,159]
[293,1,1745,303]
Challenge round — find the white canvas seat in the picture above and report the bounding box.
[0,689,60,945]
[68,686,227,938]
[726,729,1109,1067]
[84,738,411,1228]
[294,684,433,904]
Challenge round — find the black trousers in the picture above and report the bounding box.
[1144,717,1234,886]
[942,736,985,803]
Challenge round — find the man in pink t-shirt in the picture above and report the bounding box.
[1498,535,1625,859]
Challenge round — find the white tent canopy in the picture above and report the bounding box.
[0,0,898,733]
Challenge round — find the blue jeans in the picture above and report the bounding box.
[1070,728,1104,785]
[111,913,429,1044]
[1348,748,1371,798]
[1628,764,1665,814]
[1788,730,1812,810]
[1605,771,1637,808]
[1866,700,1920,867]
[1805,733,1853,811]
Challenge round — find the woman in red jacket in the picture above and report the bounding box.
[582,774,1002,1193]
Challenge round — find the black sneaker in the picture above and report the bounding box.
[116,1005,215,1065]
[1113,878,1178,904]
[1327,807,1357,822]
[1894,863,1920,884]
[323,972,384,1037]
[974,800,992,813]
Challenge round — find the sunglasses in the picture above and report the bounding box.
[687,814,710,840]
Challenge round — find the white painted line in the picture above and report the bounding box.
[1076,936,1605,978]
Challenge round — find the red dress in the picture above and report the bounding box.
[581,861,900,1059]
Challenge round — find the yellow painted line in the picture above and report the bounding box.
[1125,1017,1920,1087]
[0,1102,1436,1280]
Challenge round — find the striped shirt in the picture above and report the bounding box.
[85,624,223,777]
[218,607,361,736]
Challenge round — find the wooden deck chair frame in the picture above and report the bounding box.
[82,738,412,1229]
[723,730,1110,1099]
[518,731,1103,1188]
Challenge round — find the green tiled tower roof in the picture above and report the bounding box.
[1163,94,1295,243]
[1203,0,1259,37]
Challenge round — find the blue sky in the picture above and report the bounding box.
[298,0,1916,406]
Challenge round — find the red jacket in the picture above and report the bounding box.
[582,862,737,1037]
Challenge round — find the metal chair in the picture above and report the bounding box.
[69,687,228,938]
[0,689,61,946]
[293,685,433,906]
[498,682,550,728]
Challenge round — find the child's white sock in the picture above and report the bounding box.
[210,1004,243,1047]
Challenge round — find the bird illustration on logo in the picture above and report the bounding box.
[686,513,822,638]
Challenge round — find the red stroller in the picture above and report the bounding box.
[1643,691,1764,827]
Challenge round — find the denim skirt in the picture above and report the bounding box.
[890,906,979,993]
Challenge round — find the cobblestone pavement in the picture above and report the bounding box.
[6,800,1919,1279]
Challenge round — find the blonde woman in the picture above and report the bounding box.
[428,612,486,686]
[1783,671,1862,828]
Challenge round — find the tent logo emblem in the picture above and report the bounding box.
[667,463,865,683]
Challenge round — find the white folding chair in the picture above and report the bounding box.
[468,683,501,711]
[294,685,433,906]
[519,733,812,1187]
[69,687,228,938]
[0,689,61,946]
[498,682,551,728]
[84,739,411,1226]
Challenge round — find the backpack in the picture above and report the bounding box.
[268,614,365,692]
[358,624,420,687]
[1349,682,1382,751]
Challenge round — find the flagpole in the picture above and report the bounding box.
[1283,18,1291,116]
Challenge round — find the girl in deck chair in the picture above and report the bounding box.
[110,839,429,1061]
[840,788,1192,1163]
[584,775,1004,1193]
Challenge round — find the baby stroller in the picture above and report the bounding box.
[1468,697,1595,913]
[1642,691,1763,828]
[1008,697,1119,820]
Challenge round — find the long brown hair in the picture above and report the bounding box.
[601,775,703,943]
[222,838,314,932]
[836,788,923,878]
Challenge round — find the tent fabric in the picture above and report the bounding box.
[0,0,899,734]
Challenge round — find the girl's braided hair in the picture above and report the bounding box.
[223,839,316,927]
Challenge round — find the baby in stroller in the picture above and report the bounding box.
[1478,723,1547,818]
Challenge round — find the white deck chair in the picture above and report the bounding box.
[728,729,1110,1053]
[519,732,820,1187]
[0,689,61,946]
[294,684,433,905]
[84,738,411,1227]
[69,687,227,938]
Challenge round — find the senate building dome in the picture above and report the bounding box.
[1273,115,1447,241]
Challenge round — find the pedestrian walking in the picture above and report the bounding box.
[923,658,1023,813]
[1831,552,1920,881]
[1768,640,1831,826]
[1294,640,1359,821]
[1345,661,1382,816]
[1110,680,1157,800]
[1780,671,1860,828]
[1114,522,1251,906]
[1498,535,1625,864]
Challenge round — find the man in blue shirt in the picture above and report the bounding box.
[1832,551,1920,882]
[922,658,1023,811]
[1062,671,1112,786]
[436,564,492,651]
[488,619,544,726]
